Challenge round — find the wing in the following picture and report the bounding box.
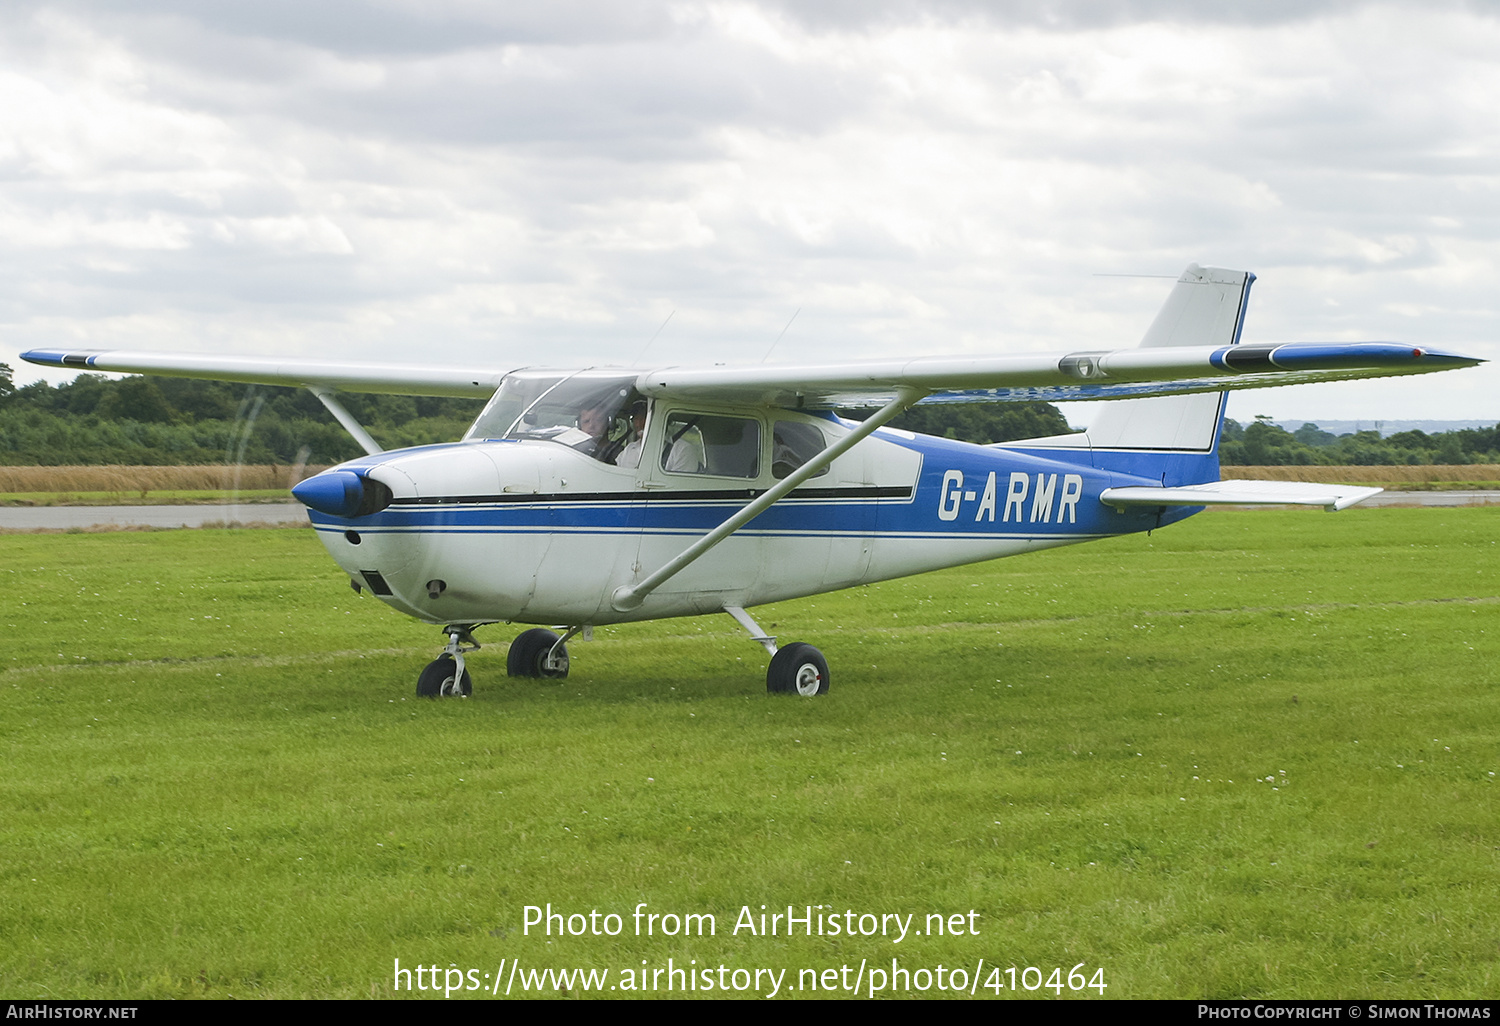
[21,340,1480,408]
[22,264,1483,407]
[635,342,1481,409]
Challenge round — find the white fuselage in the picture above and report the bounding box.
[304,405,1160,628]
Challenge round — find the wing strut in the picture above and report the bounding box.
[611,387,925,613]
[309,387,383,455]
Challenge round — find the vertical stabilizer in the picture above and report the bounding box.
[1013,264,1254,485]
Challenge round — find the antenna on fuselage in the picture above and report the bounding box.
[761,308,801,363]
[636,309,676,362]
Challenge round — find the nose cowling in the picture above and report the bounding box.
[292,470,393,518]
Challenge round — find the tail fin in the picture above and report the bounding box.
[1016,264,1254,485]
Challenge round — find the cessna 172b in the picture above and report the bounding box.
[22,265,1482,698]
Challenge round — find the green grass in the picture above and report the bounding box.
[2,509,1497,999]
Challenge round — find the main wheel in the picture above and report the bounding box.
[507,628,570,679]
[767,643,829,696]
[417,655,472,697]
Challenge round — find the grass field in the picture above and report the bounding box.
[2,508,1497,1000]
[1228,465,1500,488]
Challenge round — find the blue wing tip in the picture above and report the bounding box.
[1210,342,1484,372]
[20,349,99,369]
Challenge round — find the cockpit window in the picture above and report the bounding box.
[465,371,566,441]
[465,371,641,464]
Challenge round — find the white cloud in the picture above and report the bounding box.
[1,0,1496,420]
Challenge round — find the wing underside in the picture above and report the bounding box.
[20,341,1480,409]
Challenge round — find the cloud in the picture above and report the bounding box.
[1,0,1496,420]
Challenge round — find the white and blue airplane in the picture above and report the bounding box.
[22,265,1482,697]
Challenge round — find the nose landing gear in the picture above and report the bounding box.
[417,625,481,697]
[415,623,582,695]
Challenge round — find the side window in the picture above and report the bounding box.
[771,421,828,479]
[661,413,761,478]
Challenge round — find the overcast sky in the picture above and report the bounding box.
[3,0,1497,424]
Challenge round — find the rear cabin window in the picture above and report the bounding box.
[771,420,828,479]
[661,413,760,478]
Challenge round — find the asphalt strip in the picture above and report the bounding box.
[0,503,308,530]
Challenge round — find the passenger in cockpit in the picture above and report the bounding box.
[615,402,648,468]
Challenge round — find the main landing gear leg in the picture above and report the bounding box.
[417,625,480,698]
[725,606,830,697]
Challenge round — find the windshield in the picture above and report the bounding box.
[465,370,641,462]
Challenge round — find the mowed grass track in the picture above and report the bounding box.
[2,509,1497,999]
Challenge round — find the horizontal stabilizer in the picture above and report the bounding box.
[1099,479,1383,512]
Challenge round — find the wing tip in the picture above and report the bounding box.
[20,348,102,369]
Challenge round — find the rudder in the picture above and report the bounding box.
[1017,264,1254,485]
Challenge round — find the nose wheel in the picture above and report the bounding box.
[417,655,472,697]
[417,625,480,697]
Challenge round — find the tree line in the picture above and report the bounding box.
[0,364,1494,466]
[0,365,484,466]
[1218,416,1500,466]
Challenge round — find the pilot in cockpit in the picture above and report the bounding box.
[575,400,621,463]
[573,390,647,466]
[483,374,647,464]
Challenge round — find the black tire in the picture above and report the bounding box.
[767,643,829,696]
[417,655,472,697]
[507,628,570,679]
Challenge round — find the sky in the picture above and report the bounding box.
[2,0,1497,425]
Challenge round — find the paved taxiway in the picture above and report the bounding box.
[0,503,307,530]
